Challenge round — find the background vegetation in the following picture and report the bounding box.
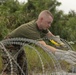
[0,0,76,73]
[0,0,76,42]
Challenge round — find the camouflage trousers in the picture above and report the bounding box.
[1,45,28,75]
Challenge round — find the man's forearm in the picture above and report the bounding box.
[45,44,57,53]
[38,40,57,53]
[46,31,55,38]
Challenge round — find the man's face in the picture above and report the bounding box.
[40,15,53,30]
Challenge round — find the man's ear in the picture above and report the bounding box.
[40,17,43,22]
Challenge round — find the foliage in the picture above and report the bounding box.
[0,0,76,41]
[0,0,76,74]
[0,16,9,40]
[66,13,76,41]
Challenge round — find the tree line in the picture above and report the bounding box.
[0,0,76,42]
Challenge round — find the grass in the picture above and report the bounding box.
[72,44,76,50]
[0,43,76,74]
[0,55,2,73]
[24,44,55,73]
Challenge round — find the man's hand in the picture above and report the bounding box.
[49,35,65,47]
[55,49,76,65]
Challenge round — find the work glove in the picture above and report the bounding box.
[49,35,65,47]
[55,49,76,65]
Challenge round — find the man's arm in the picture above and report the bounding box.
[38,40,57,53]
[38,40,76,65]
[46,30,55,38]
[46,30,65,46]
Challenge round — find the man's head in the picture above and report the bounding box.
[36,10,53,30]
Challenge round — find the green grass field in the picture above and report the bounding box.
[0,44,76,74]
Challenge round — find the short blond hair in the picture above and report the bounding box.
[38,10,53,19]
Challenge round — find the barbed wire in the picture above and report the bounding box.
[0,38,63,75]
